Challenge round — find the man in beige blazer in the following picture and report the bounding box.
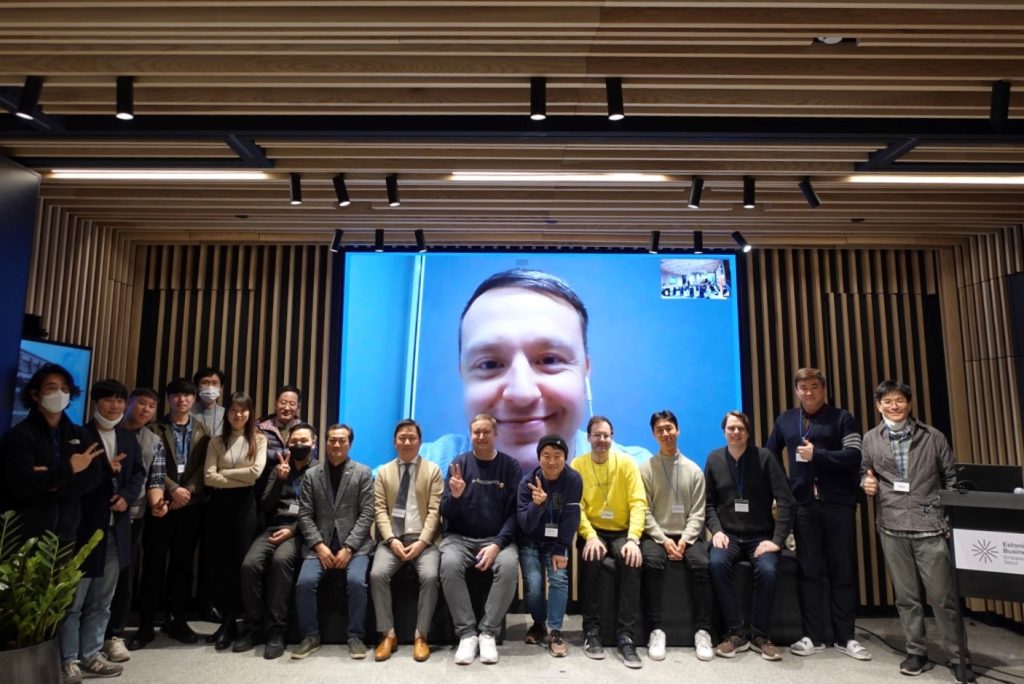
[370,419,443,662]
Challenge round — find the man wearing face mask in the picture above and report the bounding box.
[60,380,144,682]
[191,367,226,435]
[0,363,104,543]
[235,422,318,660]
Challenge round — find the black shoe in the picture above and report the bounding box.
[946,661,976,683]
[617,636,642,669]
[584,632,605,660]
[899,654,930,676]
[215,621,237,651]
[205,623,225,644]
[167,620,199,644]
[202,605,224,623]
[232,632,255,653]
[127,624,155,651]
[264,635,285,660]
[524,621,547,645]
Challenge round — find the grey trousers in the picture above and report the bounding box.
[369,538,440,637]
[439,534,519,638]
[878,532,968,660]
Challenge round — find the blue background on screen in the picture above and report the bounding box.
[12,339,92,426]
[340,252,741,472]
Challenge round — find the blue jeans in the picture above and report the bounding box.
[60,539,120,663]
[295,553,369,639]
[708,535,779,638]
[519,544,569,631]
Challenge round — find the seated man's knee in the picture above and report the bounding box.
[548,568,569,590]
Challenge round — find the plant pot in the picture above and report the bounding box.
[0,638,61,683]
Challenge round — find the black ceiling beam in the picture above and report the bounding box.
[990,80,1011,130]
[856,137,921,171]
[225,134,273,168]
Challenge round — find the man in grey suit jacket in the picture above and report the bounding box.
[292,423,374,660]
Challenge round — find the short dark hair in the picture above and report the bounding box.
[276,384,303,404]
[193,366,226,387]
[90,379,128,402]
[874,380,912,403]
[649,410,678,430]
[394,418,422,440]
[721,410,751,431]
[129,387,160,402]
[20,363,81,410]
[165,377,196,396]
[459,268,590,353]
[587,415,614,435]
[327,423,354,445]
[793,367,827,388]
[288,422,317,442]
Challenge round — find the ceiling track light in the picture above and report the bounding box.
[648,230,661,254]
[688,176,704,209]
[799,176,821,208]
[15,75,43,120]
[386,173,400,207]
[742,176,756,209]
[414,229,427,253]
[329,229,344,253]
[693,230,704,254]
[374,228,385,252]
[606,77,624,121]
[289,173,302,205]
[333,173,351,207]
[116,76,134,120]
[530,76,547,121]
[731,230,752,253]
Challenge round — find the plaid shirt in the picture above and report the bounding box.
[146,439,168,490]
[884,418,915,479]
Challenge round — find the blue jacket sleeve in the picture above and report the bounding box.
[516,474,545,535]
[813,411,862,471]
[494,460,519,548]
[556,475,583,557]
[438,457,463,522]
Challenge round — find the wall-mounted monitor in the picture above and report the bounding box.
[12,338,92,426]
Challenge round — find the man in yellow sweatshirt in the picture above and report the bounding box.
[571,415,648,669]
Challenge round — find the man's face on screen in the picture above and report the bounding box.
[460,286,590,467]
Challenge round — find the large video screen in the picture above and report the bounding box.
[12,339,92,426]
[339,252,742,474]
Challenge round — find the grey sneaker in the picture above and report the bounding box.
[101,637,130,663]
[348,636,368,659]
[61,661,82,684]
[79,654,123,677]
[291,634,321,659]
[617,636,642,669]
[584,631,606,660]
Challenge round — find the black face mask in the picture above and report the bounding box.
[289,444,312,462]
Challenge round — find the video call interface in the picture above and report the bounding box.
[340,253,742,473]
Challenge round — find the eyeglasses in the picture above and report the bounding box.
[879,398,909,408]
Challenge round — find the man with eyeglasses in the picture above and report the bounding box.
[861,381,974,682]
[256,385,304,503]
[765,368,869,662]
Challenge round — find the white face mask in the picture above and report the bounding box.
[883,417,908,431]
[93,411,123,430]
[199,387,221,403]
[39,390,71,414]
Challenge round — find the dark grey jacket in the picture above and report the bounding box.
[297,457,374,558]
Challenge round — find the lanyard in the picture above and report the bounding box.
[657,453,681,502]
[727,451,746,499]
[589,454,614,508]
[797,409,814,442]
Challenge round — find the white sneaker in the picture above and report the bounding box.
[102,637,130,663]
[790,636,825,656]
[694,630,714,662]
[835,639,872,661]
[454,635,478,665]
[647,629,666,661]
[479,633,498,664]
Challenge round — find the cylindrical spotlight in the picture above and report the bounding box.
[333,173,351,207]
[731,230,752,253]
[374,229,385,252]
[606,77,624,121]
[688,176,704,209]
[693,230,703,254]
[530,77,547,121]
[289,173,302,205]
[648,230,661,254]
[742,176,756,209]
[386,174,400,207]
[799,176,821,208]
[15,76,43,121]
[329,229,344,253]
[116,76,134,120]
[414,229,427,253]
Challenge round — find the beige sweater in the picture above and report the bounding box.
[204,431,267,488]
[639,451,706,545]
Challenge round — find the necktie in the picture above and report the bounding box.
[394,462,411,536]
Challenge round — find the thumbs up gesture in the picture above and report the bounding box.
[527,475,547,506]
[863,468,878,496]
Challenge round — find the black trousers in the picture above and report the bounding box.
[794,501,858,644]
[106,517,145,637]
[205,487,257,615]
[138,504,202,624]
[641,536,714,633]
[577,531,641,639]
[239,530,300,636]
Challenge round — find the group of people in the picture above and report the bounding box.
[0,361,973,681]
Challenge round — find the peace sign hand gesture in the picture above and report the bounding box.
[449,463,466,498]
[527,475,547,506]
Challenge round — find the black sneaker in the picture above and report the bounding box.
[946,660,976,683]
[617,636,642,669]
[524,621,547,645]
[584,632,606,660]
[899,654,930,676]
[232,632,255,653]
[166,620,199,644]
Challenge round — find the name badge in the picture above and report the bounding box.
[176,462,185,475]
[795,454,808,463]
[734,499,750,513]
[893,481,911,493]
[392,508,407,519]
[600,509,614,520]
[287,503,300,515]
[544,523,559,538]
[671,504,686,515]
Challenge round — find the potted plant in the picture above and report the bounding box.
[0,510,101,683]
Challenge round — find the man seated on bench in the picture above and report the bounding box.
[705,410,794,662]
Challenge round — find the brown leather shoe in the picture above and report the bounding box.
[375,634,398,662]
[413,636,430,662]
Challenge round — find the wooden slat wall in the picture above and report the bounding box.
[134,244,337,434]
[23,199,140,389]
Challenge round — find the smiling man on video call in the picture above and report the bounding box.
[421,268,650,473]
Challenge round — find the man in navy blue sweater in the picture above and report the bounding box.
[765,367,870,661]
[439,414,523,665]
[516,434,582,657]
